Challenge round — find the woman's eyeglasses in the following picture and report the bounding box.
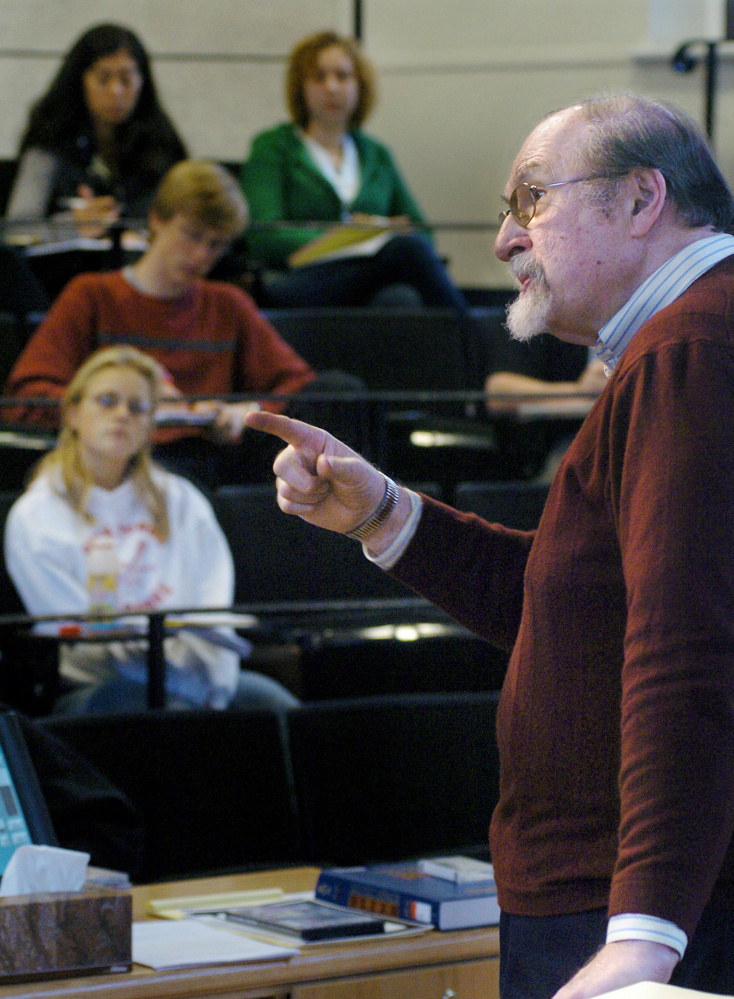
[89,392,152,416]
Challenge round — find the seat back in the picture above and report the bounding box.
[0,312,26,391]
[455,480,550,531]
[264,307,470,397]
[287,691,500,866]
[212,484,412,605]
[0,491,24,616]
[40,708,302,882]
[0,159,18,214]
[485,324,589,383]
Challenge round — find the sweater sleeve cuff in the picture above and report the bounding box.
[363,490,423,570]
[606,913,687,960]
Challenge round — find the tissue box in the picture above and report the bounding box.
[0,886,131,983]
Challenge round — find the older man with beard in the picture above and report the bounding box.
[244,93,734,999]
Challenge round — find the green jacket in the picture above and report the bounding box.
[239,122,427,268]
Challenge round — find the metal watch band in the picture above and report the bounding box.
[345,476,400,543]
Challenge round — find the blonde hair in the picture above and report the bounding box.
[32,346,170,541]
[150,159,248,237]
[286,31,376,129]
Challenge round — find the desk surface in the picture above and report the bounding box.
[0,867,500,999]
[488,396,595,421]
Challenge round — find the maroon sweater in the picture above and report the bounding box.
[391,257,734,938]
[4,271,315,439]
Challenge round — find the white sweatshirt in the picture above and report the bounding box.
[4,469,240,706]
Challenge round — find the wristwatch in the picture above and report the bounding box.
[346,476,400,542]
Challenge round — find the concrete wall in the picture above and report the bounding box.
[0,0,730,287]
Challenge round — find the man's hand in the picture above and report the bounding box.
[552,940,679,999]
[245,410,410,548]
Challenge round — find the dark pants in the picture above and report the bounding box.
[261,232,468,313]
[499,905,734,999]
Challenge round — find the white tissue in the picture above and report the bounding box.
[0,845,90,896]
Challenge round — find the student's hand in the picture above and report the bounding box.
[206,401,260,444]
[387,214,413,232]
[347,211,386,229]
[245,411,411,549]
[154,375,190,423]
[348,212,413,233]
[551,940,679,999]
[576,358,609,396]
[71,185,120,236]
[156,370,184,401]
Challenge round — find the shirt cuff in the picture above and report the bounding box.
[363,490,423,570]
[606,913,687,960]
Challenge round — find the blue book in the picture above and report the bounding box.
[315,860,500,931]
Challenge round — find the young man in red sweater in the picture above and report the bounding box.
[245,94,734,998]
[5,159,318,486]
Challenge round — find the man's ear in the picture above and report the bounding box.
[628,168,667,235]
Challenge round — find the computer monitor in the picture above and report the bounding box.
[0,711,56,873]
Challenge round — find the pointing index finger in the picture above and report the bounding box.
[245,410,324,451]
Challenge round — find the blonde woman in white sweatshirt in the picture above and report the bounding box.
[4,346,298,714]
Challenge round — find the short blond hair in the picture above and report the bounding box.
[33,346,169,540]
[150,159,248,237]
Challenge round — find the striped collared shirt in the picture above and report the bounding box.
[595,232,734,370]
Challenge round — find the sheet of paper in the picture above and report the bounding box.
[132,919,298,970]
[598,985,724,999]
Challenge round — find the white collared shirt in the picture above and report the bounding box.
[301,131,360,208]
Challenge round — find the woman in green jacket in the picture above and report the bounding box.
[240,32,466,311]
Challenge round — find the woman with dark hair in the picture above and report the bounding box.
[6,23,187,224]
[240,31,466,310]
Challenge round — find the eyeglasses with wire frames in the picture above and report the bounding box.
[88,392,153,417]
[499,175,615,228]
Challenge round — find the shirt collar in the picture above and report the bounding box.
[595,233,734,370]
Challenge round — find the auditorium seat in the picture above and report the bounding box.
[454,479,550,531]
[0,490,64,716]
[211,483,413,605]
[39,693,501,879]
[41,709,303,882]
[264,307,468,395]
[211,483,509,700]
[287,691,500,866]
[265,307,510,491]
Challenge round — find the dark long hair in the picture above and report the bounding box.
[18,23,186,181]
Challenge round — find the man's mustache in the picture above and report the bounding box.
[508,255,546,287]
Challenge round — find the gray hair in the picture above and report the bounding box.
[553,94,734,233]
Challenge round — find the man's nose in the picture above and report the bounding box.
[494,216,531,262]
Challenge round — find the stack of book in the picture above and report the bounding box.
[315,856,499,931]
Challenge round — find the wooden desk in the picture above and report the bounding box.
[0,867,500,999]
